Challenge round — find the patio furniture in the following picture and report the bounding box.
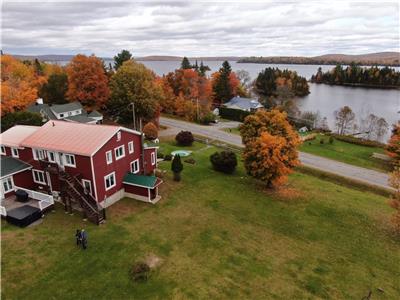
[15,189,29,202]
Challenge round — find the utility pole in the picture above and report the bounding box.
[130,102,136,130]
[196,99,199,122]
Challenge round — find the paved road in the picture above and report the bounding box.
[160,117,391,190]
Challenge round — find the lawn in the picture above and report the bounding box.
[2,140,399,299]
[300,134,391,172]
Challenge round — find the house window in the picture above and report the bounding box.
[33,149,45,160]
[104,172,116,191]
[151,152,156,165]
[47,151,56,163]
[0,146,5,155]
[32,169,46,184]
[59,113,64,118]
[64,154,76,167]
[117,131,121,141]
[2,177,14,193]
[82,179,92,195]
[68,112,72,116]
[106,150,113,164]
[11,148,19,158]
[128,141,134,154]
[131,159,140,174]
[75,110,80,114]
[114,145,125,160]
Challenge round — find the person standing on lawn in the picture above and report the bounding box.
[81,229,88,250]
[75,229,82,247]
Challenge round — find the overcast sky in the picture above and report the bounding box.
[2,0,399,57]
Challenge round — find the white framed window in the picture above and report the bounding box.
[11,148,19,158]
[32,169,46,184]
[32,149,45,160]
[82,179,92,195]
[0,146,5,155]
[131,159,140,174]
[47,151,56,163]
[2,177,14,193]
[128,141,134,154]
[59,113,64,118]
[75,110,80,114]
[104,172,116,191]
[114,145,125,160]
[64,154,76,167]
[106,150,113,164]
[151,152,156,165]
[117,131,121,141]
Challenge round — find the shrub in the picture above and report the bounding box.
[329,136,334,144]
[157,152,164,159]
[164,154,172,161]
[199,112,216,125]
[320,138,325,144]
[328,133,385,148]
[219,107,251,122]
[184,158,196,164]
[171,154,183,181]
[302,133,317,142]
[1,111,43,132]
[210,150,238,174]
[143,122,158,140]
[175,131,194,146]
[130,262,150,282]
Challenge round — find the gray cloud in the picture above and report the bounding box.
[2,1,399,57]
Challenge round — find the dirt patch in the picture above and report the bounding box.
[264,186,304,202]
[107,199,146,220]
[145,254,163,269]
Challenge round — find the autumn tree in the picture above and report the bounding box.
[240,109,300,187]
[181,57,191,69]
[114,50,132,70]
[66,54,110,109]
[334,106,356,135]
[388,167,400,233]
[143,122,158,140]
[387,122,400,167]
[1,111,43,131]
[107,60,162,126]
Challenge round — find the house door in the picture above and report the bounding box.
[58,153,65,170]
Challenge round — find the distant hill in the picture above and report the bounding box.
[238,52,400,66]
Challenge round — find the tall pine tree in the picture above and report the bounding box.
[114,50,133,70]
[181,57,191,69]
[212,60,233,103]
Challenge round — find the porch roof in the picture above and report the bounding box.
[123,173,162,188]
[1,156,32,178]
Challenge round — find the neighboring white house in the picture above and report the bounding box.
[224,96,263,112]
[27,98,103,124]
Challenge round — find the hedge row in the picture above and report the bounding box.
[327,133,386,148]
[219,107,251,122]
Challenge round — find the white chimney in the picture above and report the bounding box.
[36,98,44,105]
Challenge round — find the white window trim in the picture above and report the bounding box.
[0,146,5,155]
[32,149,45,161]
[47,151,56,163]
[11,147,19,158]
[104,172,116,191]
[82,179,92,195]
[117,131,121,141]
[114,145,125,160]
[2,176,14,193]
[131,159,140,174]
[32,169,46,185]
[106,150,113,164]
[64,154,76,167]
[151,152,156,165]
[128,141,134,154]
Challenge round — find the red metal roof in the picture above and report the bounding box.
[0,125,40,147]
[20,120,140,156]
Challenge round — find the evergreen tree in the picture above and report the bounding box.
[114,50,133,70]
[193,60,199,71]
[212,60,233,103]
[33,58,44,76]
[181,56,191,69]
[39,73,68,104]
[199,61,210,76]
[171,154,183,181]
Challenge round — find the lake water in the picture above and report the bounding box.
[60,59,400,139]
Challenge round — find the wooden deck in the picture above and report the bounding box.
[1,195,40,212]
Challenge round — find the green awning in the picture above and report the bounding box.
[1,156,32,178]
[123,173,162,188]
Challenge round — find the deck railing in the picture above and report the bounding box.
[0,205,6,216]
[14,186,54,211]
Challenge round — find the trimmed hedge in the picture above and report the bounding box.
[327,133,385,148]
[210,150,238,174]
[175,131,194,146]
[219,107,251,122]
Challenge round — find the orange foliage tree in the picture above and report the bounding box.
[389,167,400,233]
[143,122,158,140]
[387,122,400,167]
[1,55,40,115]
[66,54,110,109]
[240,109,300,187]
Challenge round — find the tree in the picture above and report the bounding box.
[39,72,68,104]
[107,60,162,126]
[334,106,356,135]
[212,61,234,104]
[171,154,183,181]
[143,122,158,140]
[181,57,191,69]
[210,151,237,174]
[175,130,194,146]
[66,54,110,109]
[387,122,400,167]
[240,109,300,187]
[114,50,132,70]
[388,167,400,233]
[1,111,43,131]
[198,61,210,77]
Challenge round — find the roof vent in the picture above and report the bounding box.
[52,122,55,127]
[36,98,43,105]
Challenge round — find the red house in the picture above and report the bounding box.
[0,121,162,224]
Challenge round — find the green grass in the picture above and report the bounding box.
[300,134,391,172]
[2,141,399,299]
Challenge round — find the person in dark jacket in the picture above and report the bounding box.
[75,229,81,247]
[81,229,88,250]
